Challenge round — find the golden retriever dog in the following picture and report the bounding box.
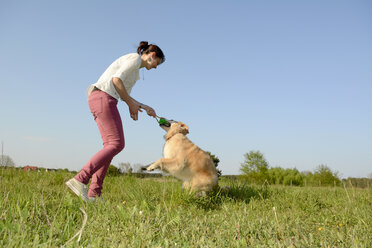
[144,120,218,195]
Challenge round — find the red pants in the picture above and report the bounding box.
[75,89,124,197]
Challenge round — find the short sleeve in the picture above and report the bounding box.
[112,56,139,81]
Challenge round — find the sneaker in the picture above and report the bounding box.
[88,196,104,203]
[65,178,90,202]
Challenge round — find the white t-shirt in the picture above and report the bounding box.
[87,53,141,100]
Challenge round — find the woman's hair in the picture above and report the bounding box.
[137,41,165,64]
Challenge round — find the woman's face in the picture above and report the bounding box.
[146,52,162,70]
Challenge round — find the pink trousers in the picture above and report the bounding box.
[75,89,124,197]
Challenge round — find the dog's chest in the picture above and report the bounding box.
[163,136,183,158]
[163,142,173,158]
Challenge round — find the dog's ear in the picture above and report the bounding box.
[180,122,189,134]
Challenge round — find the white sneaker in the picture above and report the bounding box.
[88,196,104,203]
[65,178,90,202]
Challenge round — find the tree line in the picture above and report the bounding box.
[2,152,371,188]
[239,150,371,188]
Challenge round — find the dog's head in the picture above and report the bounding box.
[159,118,177,131]
[160,120,189,139]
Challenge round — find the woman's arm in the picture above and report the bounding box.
[131,97,157,118]
[112,77,141,120]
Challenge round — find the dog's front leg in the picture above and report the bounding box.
[146,158,177,172]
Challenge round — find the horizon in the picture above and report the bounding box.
[4,164,372,180]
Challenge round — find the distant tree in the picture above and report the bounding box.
[107,165,120,176]
[267,167,304,186]
[343,177,372,188]
[0,155,15,167]
[267,167,285,185]
[118,162,132,174]
[282,168,303,186]
[240,150,269,183]
[302,171,312,176]
[206,151,222,177]
[311,164,341,186]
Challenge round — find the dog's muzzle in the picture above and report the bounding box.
[160,119,177,127]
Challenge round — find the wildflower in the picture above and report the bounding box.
[318,227,322,231]
[339,223,343,227]
[139,210,143,215]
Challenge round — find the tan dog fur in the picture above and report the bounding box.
[145,122,218,194]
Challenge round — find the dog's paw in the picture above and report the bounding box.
[195,191,207,198]
[146,163,158,171]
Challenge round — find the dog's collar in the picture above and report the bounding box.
[165,134,174,141]
[165,132,180,141]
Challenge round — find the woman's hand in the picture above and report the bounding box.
[128,100,142,121]
[142,106,157,118]
[112,77,143,121]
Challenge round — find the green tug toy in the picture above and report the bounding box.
[155,116,170,127]
[158,118,168,125]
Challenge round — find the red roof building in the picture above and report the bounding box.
[23,165,38,171]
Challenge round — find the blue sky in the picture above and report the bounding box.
[0,1,371,178]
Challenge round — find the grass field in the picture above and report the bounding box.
[1,167,371,247]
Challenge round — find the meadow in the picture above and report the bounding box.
[1,167,371,247]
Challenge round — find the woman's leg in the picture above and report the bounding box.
[87,111,124,197]
[74,90,125,197]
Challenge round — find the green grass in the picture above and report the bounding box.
[1,167,371,247]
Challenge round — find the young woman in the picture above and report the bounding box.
[66,41,165,202]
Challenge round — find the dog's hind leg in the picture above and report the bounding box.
[190,174,218,195]
[182,181,191,190]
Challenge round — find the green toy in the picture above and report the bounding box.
[158,118,168,125]
[155,116,170,126]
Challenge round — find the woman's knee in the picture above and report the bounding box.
[109,140,125,154]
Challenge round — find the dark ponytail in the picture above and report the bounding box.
[136,41,165,64]
[136,41,150,55]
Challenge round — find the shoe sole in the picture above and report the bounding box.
[66,180,81,196]
[89,197,104,203]
[66,180,89,202]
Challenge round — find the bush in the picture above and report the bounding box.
[239,151,342,188]
[107,165,120,176]
[282,168,304,186]
[267,167,304,186]
[343,178,372,188]
[267,167,285,185]
[303,165,341,186]
[206,151,222,177]
[0,155,15,167]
